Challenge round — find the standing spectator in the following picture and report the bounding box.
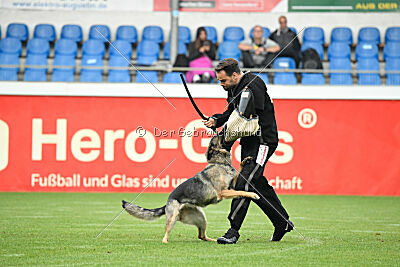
[239,25,280,68]
[186,27,216,83]
[269,16,301,66]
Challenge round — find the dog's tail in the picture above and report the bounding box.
[122,200,166,221]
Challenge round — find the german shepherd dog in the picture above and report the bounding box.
[122,134,259,243]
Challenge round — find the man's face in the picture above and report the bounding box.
[216,70,239,91]
[279,17,287,30]
[253,26,263,39]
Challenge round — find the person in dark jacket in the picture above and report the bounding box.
[186,27,216,83]
[269,16,301,67]
[203,58,293,244]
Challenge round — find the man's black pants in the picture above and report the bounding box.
[228,135,289,231]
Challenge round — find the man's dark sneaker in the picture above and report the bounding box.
[270,220,294,241]
[217,228,240,244]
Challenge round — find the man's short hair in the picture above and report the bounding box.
[215,58,241,76]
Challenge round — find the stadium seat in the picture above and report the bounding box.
[301,42,324,60]
[89,25,111,43]
[289,27,297,35]
[383,42,400,60]
[24,38,50,81]
[329,58,352,85]
[358,27,380,45]
[385,58,400,85]
[142,26,164,44]
[355,42,379,60]
[223,27,245,43]
[135,70,158,83]
[330,27,353,46]
[178,26,192,44]
[162,72,182,83]
[80,39,105,82]
[116,25,138,44]
[0,26,1,39]
[253,72,269,84]
[357,58,381,85]
[108,40,132,83]
[203,26,218,44]
[303,27,325,45]
[385,27,400,43]
[328,42,351,60]
[136,40,160,65]
[6,23,29,41]
[52,38,78,84]
[0,37,22,81]
[61,24,83,42]
[301,73,325,85]
[218,41,241,62]
[34,24,56,42]
[163,41,187,60]
[273,57,297,85]
[249,27,270,39]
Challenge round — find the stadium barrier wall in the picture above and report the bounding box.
[0,82,399,196]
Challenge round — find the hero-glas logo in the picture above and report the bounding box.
[0,120,9,171]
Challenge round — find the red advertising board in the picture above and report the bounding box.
[154,0,283,12]
[0,95,399,196]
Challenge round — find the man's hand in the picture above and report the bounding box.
[203,117,216,128]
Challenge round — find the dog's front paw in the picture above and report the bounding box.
[249,192,260,200]
[240,156,254,167]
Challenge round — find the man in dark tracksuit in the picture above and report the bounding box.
[203,58,293,244]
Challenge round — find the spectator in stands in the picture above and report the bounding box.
[269,16,301,66]
[239,25,280,68]
[187,27,216,83]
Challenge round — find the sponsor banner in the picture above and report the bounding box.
[0,95,399,196]
[289,0,400,12]
[1,0,153,11]
[154,0,284,12]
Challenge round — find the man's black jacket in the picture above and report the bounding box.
[212,72,279,146]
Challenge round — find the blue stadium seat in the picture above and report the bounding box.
[80,39,105,82]
[385,27,400,43]
[34,24,56,42]
[329,58,352,85]
[385,58,400,85]
[89,25,111,43]
[61,24,83,42]
[218,41,241,62]
[330,27,353,46]
[301,73,325,85]
[383,42,400,60]
[163,41,187,60]
[358,27,380,45]
[178,26,191,44]
[6,23,29,42]
[142,26,164,44]
[328,42,351,60]
[355,42,379,60]
[357,58,381,85]
[253,72,269,84]
[289,27,297,35]
[223,27,245,43]
[273,57,297,85]
[24,38,50,81]
[249,27,270,39]
[108,40,132,83]
[135,70,158,83]
[52,55,76,82]
[0,26,1,39]
[116,25,138,44]
[303,27,325,45]
[163,72,182,83]
[0,38,22,81]
[301,42,324,60]
[203,26,218,44]
[136,40,160,66]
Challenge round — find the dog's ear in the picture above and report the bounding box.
[206,135,218,161]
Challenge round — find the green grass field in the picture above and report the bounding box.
[0,193,399,266]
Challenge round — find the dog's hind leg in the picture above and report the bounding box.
[162,200,181,244]
[179,205,216,242]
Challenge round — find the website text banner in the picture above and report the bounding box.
[154,0,284,12]
[288,0,399,12]
[1,0,153,11]
[0,96,399,196]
